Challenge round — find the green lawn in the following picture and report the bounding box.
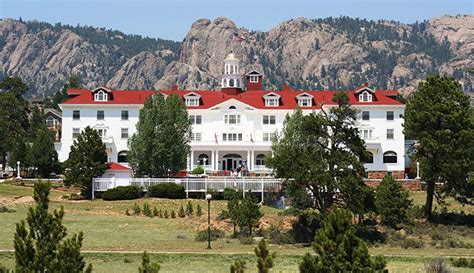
[0,183,473,272]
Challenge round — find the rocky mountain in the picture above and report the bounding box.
[0,15,472,98]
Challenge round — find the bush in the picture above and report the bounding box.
[374,175,412,227]
[440,239,473,249]
[133,203,141,214]
[191,165,204,175]
[143,203,153,217]
[185,201,193,215]
[178,205,186,218]
[102,186,142,201]
[195,228,225,241]
[223,188,239,200]
[400,238,424,249]
[425,259,451,273]
[171,210,176,218]
[196,204,203,217]
[164,210,169,219]
[292,209,323,245]
[153,207,159,217]
[450,258,474,268]
[238,236,254,245]
[147,183,185,199]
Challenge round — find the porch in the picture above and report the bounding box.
[187,150,273,174]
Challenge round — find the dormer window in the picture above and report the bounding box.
[359,91,372,102]
[296,93,314,107]
[184,92,201,106]
[263,92,281,107]
[249,75,259,83]
[94,90,108,101]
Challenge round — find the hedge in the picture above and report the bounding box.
[147,183,186,199]
[102,185,142,201]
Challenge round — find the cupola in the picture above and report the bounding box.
[221,52,244,94]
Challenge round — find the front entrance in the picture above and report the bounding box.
[222,154,243,171]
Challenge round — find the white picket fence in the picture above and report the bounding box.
[92,177,284,200]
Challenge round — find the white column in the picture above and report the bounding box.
[246,150,251,169]
[250,150,254,171]
[186,154,191,171]
[211,150,215,171]
[216,150,219,171]
[190,151,194,170]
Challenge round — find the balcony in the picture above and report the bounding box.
[102,136,114,144]
[253,165,272,173]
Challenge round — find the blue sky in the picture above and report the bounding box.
[1,0,472,41]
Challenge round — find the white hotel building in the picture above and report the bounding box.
[57,53,406,179]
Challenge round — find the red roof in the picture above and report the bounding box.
[61,87,403,108]
[107,162,131,171]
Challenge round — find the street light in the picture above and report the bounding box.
[203,158,208,176]
[205,193,212,250]
[16,161,21,179]
[416,162,420,179]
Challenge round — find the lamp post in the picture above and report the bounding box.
[205,193,212,249]
[415,162,420,179]
[203,158,207,176]
[16,161,21,179]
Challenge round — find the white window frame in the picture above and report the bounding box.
[224,114,241,124]
[249,75,259,83]
[386,129,394,140]
[222,133,242,141]
[121,128,129,139]
[265,98,279,107]
[96,128,107,138]
[189,115,202,125]
[298,98,312,107]
[185,98,200,106]
[72,128,80,139]
[191,132,202,142]
[263,115,276,125]
[94,91,108,101]
[359,91,372,102]
[263,133,276,142]
[359,129,373,140]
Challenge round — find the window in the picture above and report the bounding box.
[121,128,129,139]
[185,98,200,106]
[72,128,80,138]
[298,98,312,107]
[386,111,394,121]
[97,110,104,120]
[118,151,128,163]
[46,116,56,128]
[224,114,241,124]
[189,115,202,125]
[365,152,374,163]
[229,106,236,109]
[222,133,242,141]
[191,132,202,141]
[96,128,107,138]
[72,110,80,120]
[263,133,276,142]
[229,79,235,87]
[198,154,209,165]
[249,75,259,83]
[121,110,129,120]
[359,91,372,102]
[361,111,370,121]
[94,91,108,101]
[265,98,279,107]
[256,154,266,165]
[386,129,394,139]
[359,129,373,140]
[383,151,397,163]
[263,115,276,125]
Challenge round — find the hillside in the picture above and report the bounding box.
[0,15,472,97]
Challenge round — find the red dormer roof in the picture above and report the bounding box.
[61,87,403,108]
[107,162,131,171]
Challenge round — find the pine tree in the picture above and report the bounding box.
[45,75,81,110]
[14,181,92,272]
[299,209,386,273]
[138,251,160,273]
[375,175,412,226]
[185,201,194,215]
[405,75,474,219]
[255,239,275,273]
[30,128,60,178]
[196,204,203,217]
[230,260,246,273]
[28,106,46,141]
[178,205,186,218]
[128,93,191,177]
[228,196,241,237]
[237,191,263,236]
[64,126,107,199]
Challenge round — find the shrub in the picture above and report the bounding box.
[153,207,159,217]
[178,205,185,218]
[195,228,225,241]
[223,188,239,200]
[185,201,194,215]
[0,204,14,213]
[147,183,185,199]
[102,185,142,201]
[171,210,176,218]
[164,210,169,219]
[143,203,153,217]
[265,224,295,245]
[374,175,412,227]
[255,239,276,273]
[292,209,323,244]
[191,165,204,175]
[138,251,160,273]
[125,209,130,216]
[425,259,451,273]
[217,209,230,220]
[238,236,254,245]
[158,209,163,218]
[450,258,474,268]
[440,239,473,248]
[133,203,141,214]
[230,260,246,273]
[196,204,203,217]
[400,238,424,249]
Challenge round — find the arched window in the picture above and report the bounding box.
[359,91,372,102]
[365,152,374,164]
[383,151,397,163]
[229,106,236,109]
[46,116,56,128]
[94,91,108,101]
[118,151,128,163]
[256,154,266,166]
[229,79,235,87]
[198,154,209,165]
[237,79,241,87]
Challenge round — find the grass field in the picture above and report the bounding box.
[0,183,473,272]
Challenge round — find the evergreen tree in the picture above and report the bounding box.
[128,93,191,177]
[230,260,246,273]
[237,191,263,236]
[375,175,412,226]
[45,75,81,110]
[64,126,107,198]
[138,251,160,273]
[30,128,60,178]
[267,92,370,214]
[28,106,46,141]
[228,196,241,237]
[14,181,92,272]
[405,75,474,219]
[299,209,386,273]
[255,239,275,273]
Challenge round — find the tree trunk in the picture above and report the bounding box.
[425,181,435,220]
